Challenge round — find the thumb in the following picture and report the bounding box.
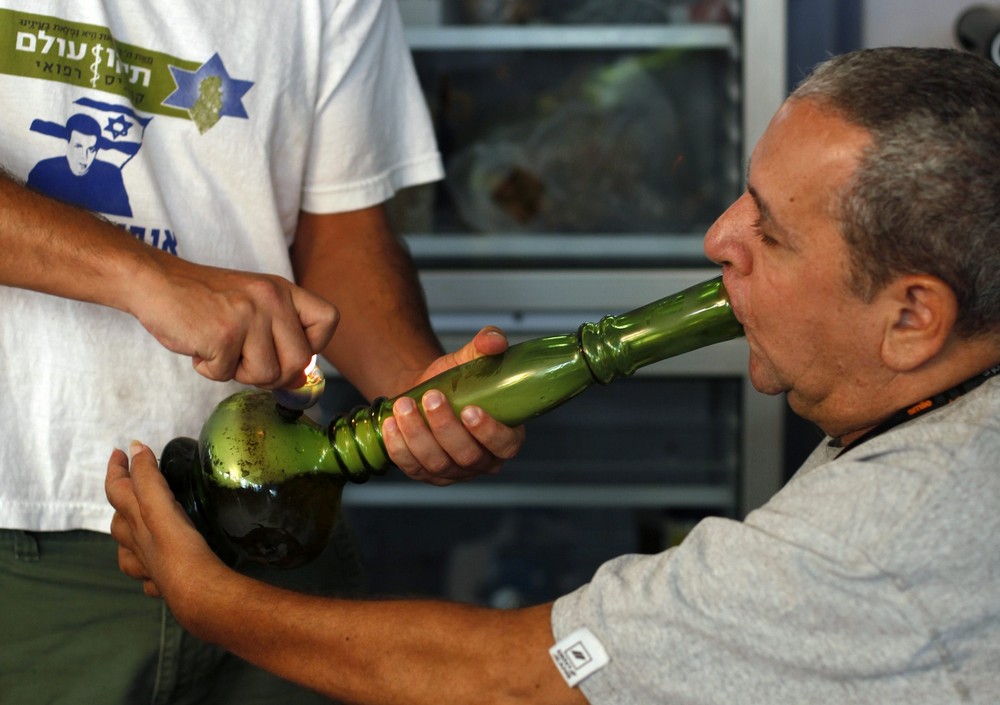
[450,326,509,366]
[292,287,339,354]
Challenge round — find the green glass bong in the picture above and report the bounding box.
[161,276,743,569]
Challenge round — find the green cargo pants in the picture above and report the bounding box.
[0,520,366,705]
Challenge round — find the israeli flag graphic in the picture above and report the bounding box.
[27,98,152,217]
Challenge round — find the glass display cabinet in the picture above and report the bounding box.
[322,0,788,606]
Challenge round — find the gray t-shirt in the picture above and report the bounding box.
[552,376,1000,704]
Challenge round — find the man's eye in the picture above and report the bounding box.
[750,218,777,247]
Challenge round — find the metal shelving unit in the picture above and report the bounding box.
[334,1,789,606]
[404,24,736,50]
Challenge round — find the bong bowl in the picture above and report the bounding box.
[161,391,345,569]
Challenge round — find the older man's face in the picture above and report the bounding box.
[703,98,890,438]
[67,129,98,176]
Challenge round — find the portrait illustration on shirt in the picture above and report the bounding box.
[26,98,152,218]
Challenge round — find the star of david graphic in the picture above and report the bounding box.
[163,53,254,133]
[104,114,132,139]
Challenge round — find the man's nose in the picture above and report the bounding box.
[703,193,753,275]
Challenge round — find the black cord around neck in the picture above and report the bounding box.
[836,364,1000,458]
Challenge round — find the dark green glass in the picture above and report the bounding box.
[161,276,743,568]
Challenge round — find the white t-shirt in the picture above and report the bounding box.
[0,0,443,532]
[553,376,1000,703]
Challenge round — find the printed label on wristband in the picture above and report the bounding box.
[549,627,609,687]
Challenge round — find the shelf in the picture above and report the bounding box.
[404,233,715,266]
[405,24,736,51]
[341,482,735,508]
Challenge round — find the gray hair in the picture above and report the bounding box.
[791,47,1000,337]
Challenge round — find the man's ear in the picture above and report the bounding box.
[880,275,958,372]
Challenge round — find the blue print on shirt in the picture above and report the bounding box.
[163,53,254,134]
[26,97,151,218]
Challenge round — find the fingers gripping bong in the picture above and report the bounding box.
[106,441,212,599]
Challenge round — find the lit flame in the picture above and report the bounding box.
[271,354,326,411]
[304,354,319,380]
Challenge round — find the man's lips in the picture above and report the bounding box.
[720,274,742,323]
[726,296,745,327]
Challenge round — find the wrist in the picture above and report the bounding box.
[163,552,237,639]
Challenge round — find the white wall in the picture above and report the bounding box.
[863,0,980,48]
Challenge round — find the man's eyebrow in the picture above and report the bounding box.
[747,183,772,223]
[745,157,785,233]
[744,157,771,222]
[747,181,800,250]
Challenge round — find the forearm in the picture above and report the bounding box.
[2,171,337,385]
[0,168,159,312]
[292,207,444,400]
[174,565,572,705]
[108,445,560,704]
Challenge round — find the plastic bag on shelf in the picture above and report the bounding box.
[445,52,696,233]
